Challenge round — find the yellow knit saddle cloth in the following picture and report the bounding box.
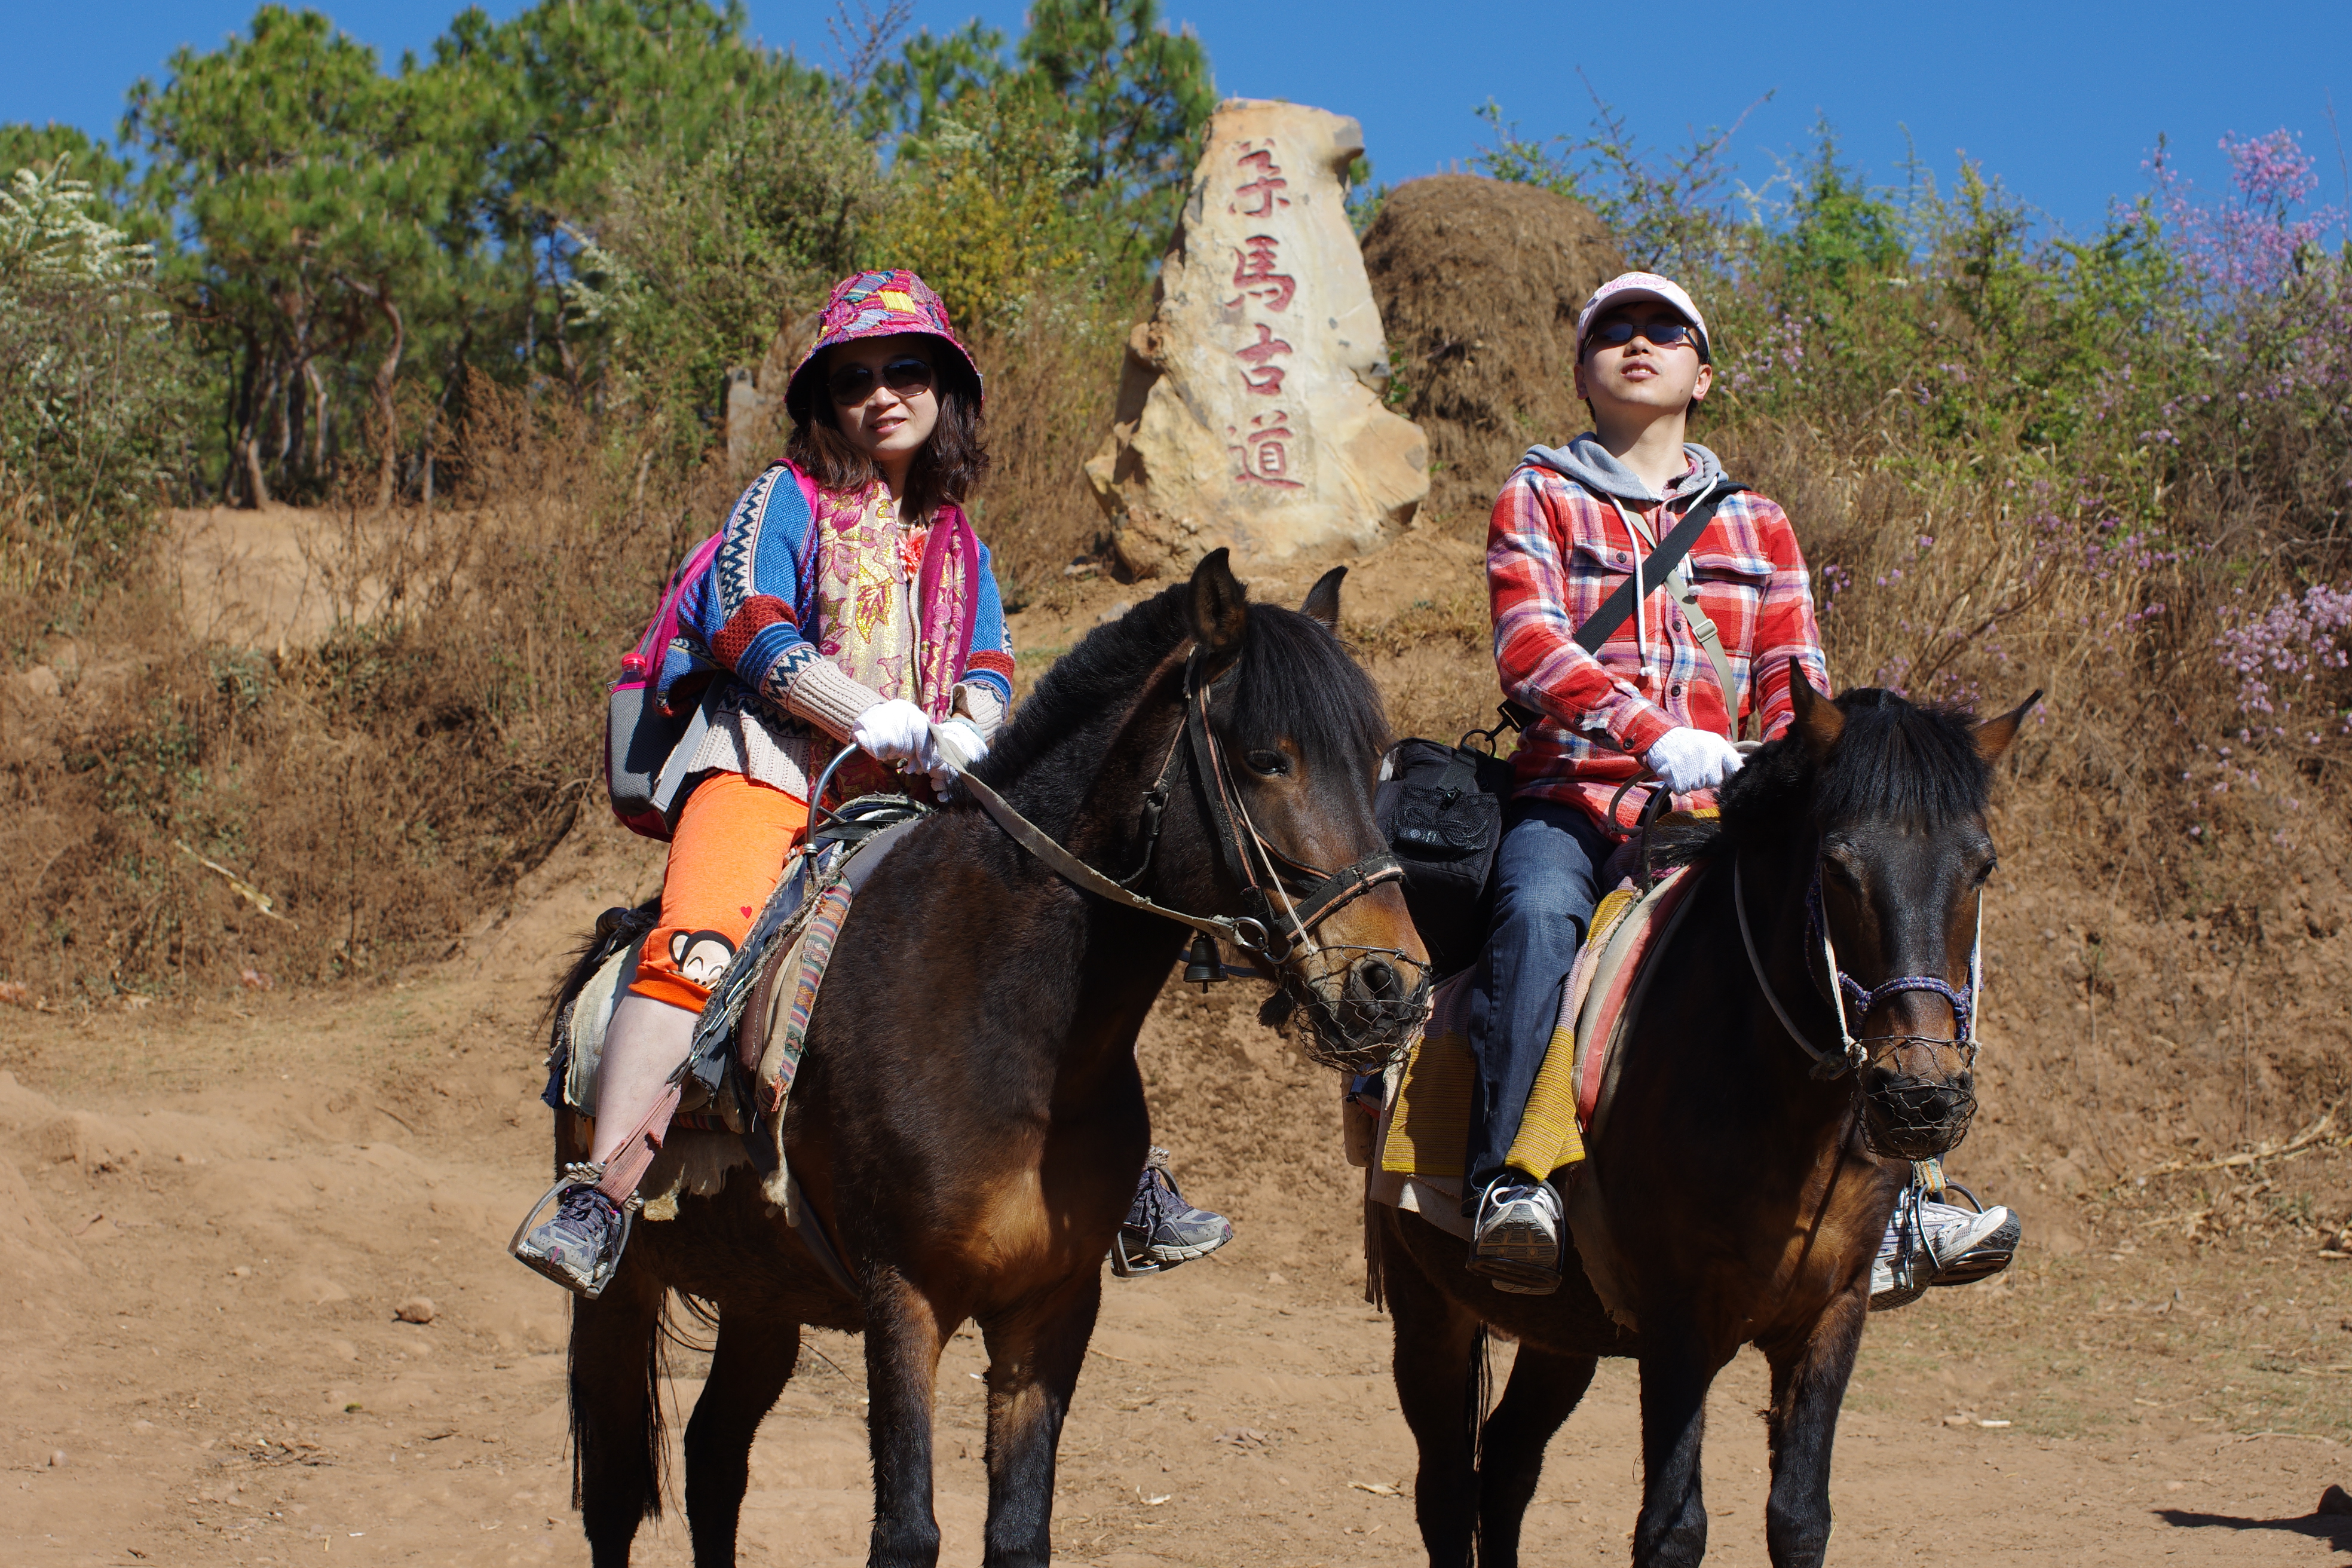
[1370,860,1706,1212]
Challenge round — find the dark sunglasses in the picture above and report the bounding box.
[1587,317,1701,352]
[827,356,936,405]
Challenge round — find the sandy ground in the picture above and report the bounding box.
[4,811,2352,1568]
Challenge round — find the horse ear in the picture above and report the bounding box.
[1300,565,1346,631]
[1976,689,2043,762]
[1788,657,1843,758]
[1187,547,1250,668]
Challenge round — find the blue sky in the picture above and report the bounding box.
[7,1,2348,238]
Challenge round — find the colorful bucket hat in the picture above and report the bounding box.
[1575,271,1711,362]
[783,270,982,422]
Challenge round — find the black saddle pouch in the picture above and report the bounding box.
[1375,737,1514,980]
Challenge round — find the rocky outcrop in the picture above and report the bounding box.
[1086,100,1429,580]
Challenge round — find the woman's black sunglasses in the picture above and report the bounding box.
[828,356,936,406]
[1587,317,1701,351]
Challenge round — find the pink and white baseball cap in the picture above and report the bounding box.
[1575,271,1711,360]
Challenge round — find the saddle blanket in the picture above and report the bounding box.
[1366,862,1704,1238]
[549,809,924,1138]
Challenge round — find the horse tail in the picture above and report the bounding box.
[1466,1322,1493,1564]
[567,1287,673,1523]
[1362,1172,1386,1311]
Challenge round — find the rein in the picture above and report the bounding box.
[958,649,1410,967]
[1732,847,1984,1082]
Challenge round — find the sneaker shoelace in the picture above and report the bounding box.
[1135,1168,1193,1230]
[1917,1199,1998,1261]
[555,1185,614,1233]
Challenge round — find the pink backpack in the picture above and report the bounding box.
[604,530,727,840]
[605,463,823,839]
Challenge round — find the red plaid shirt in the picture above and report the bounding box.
[1488,458,1829,828]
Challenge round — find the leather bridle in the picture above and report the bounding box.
[1732,843,1984,1082]
[958,648,1414,970]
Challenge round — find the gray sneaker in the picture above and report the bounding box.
[513,1177,630,1299]
[1110,1148,1233,1276]
[1469,1178,1563,1295]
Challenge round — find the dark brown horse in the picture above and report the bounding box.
[552,550,1428,1567]
[1374,672,2035,1568]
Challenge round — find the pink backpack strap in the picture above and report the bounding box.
[626,529,726,685]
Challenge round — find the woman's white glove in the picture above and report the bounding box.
[853,699,938,770]
[927,718,987,795]
[1643,727,1744,794]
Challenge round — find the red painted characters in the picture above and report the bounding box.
[1224,138,1306,492]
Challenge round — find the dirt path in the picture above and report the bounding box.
[5,830,2351,1566]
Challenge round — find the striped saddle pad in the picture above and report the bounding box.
[1365,862,1705,1236]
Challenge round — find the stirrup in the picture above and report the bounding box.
[507,1161,636,1300]
[1106,1226,1175,1279]
[1867,1182,1931,1313]
[1925,1180,2019,1288]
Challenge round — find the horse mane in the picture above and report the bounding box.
[978,583,1194,789]
[973,581,1391,831]
[1716,687,1992,844]
[1225,601,1394,772]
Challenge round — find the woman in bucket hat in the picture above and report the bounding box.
[516,271,1232,1293]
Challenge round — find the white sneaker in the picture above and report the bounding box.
[1869,1189,2019,1311]
[1469,1179,1563,1296]
[1922,1196,2020,1287]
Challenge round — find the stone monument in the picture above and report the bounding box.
[1086,100,1430,579]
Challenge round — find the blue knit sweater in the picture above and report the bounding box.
[656,461,1015,719]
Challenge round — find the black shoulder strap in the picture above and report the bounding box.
[1571,481,1742,654]
[1497,479,1744,731]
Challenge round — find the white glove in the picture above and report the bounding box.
[927,718,987,795]
[1643,727,1743,794]
[853,699,938,770]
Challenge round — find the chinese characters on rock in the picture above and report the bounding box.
[1229,412,1304,488]
[1223,140,1303,494]
[1227,235,1297,312]
[1229,145,1290,218]
[1235,323,1293,395]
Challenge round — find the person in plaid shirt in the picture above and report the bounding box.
[1463,272,2020,1305]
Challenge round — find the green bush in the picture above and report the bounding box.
[0,155,197,642]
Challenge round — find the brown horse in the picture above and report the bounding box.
[550,550,1428,1567]
[1373,672,2035,1568]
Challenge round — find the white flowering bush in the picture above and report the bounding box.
[0,157,192,627]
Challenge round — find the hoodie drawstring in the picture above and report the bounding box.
[1607,493,1656,685]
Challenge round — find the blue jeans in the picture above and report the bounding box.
[1462,800,1612,1207]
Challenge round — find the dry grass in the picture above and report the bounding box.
[0,379,731,997]
[960,290,1140,607]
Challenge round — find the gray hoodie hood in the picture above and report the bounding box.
[1522,433,1727,504]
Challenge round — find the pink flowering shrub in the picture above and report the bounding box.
[2215,584,2352,737]
[2150,129,2345,301]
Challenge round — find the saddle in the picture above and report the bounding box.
[543,794,929,1218]
[1364,860,1708,1252]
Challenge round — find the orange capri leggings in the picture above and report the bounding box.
[627,771,809,1013]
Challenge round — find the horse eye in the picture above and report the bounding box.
[1245,749,1290,777]
[1974,858,1999,886]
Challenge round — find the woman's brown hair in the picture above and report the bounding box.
[785,344,988,520]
